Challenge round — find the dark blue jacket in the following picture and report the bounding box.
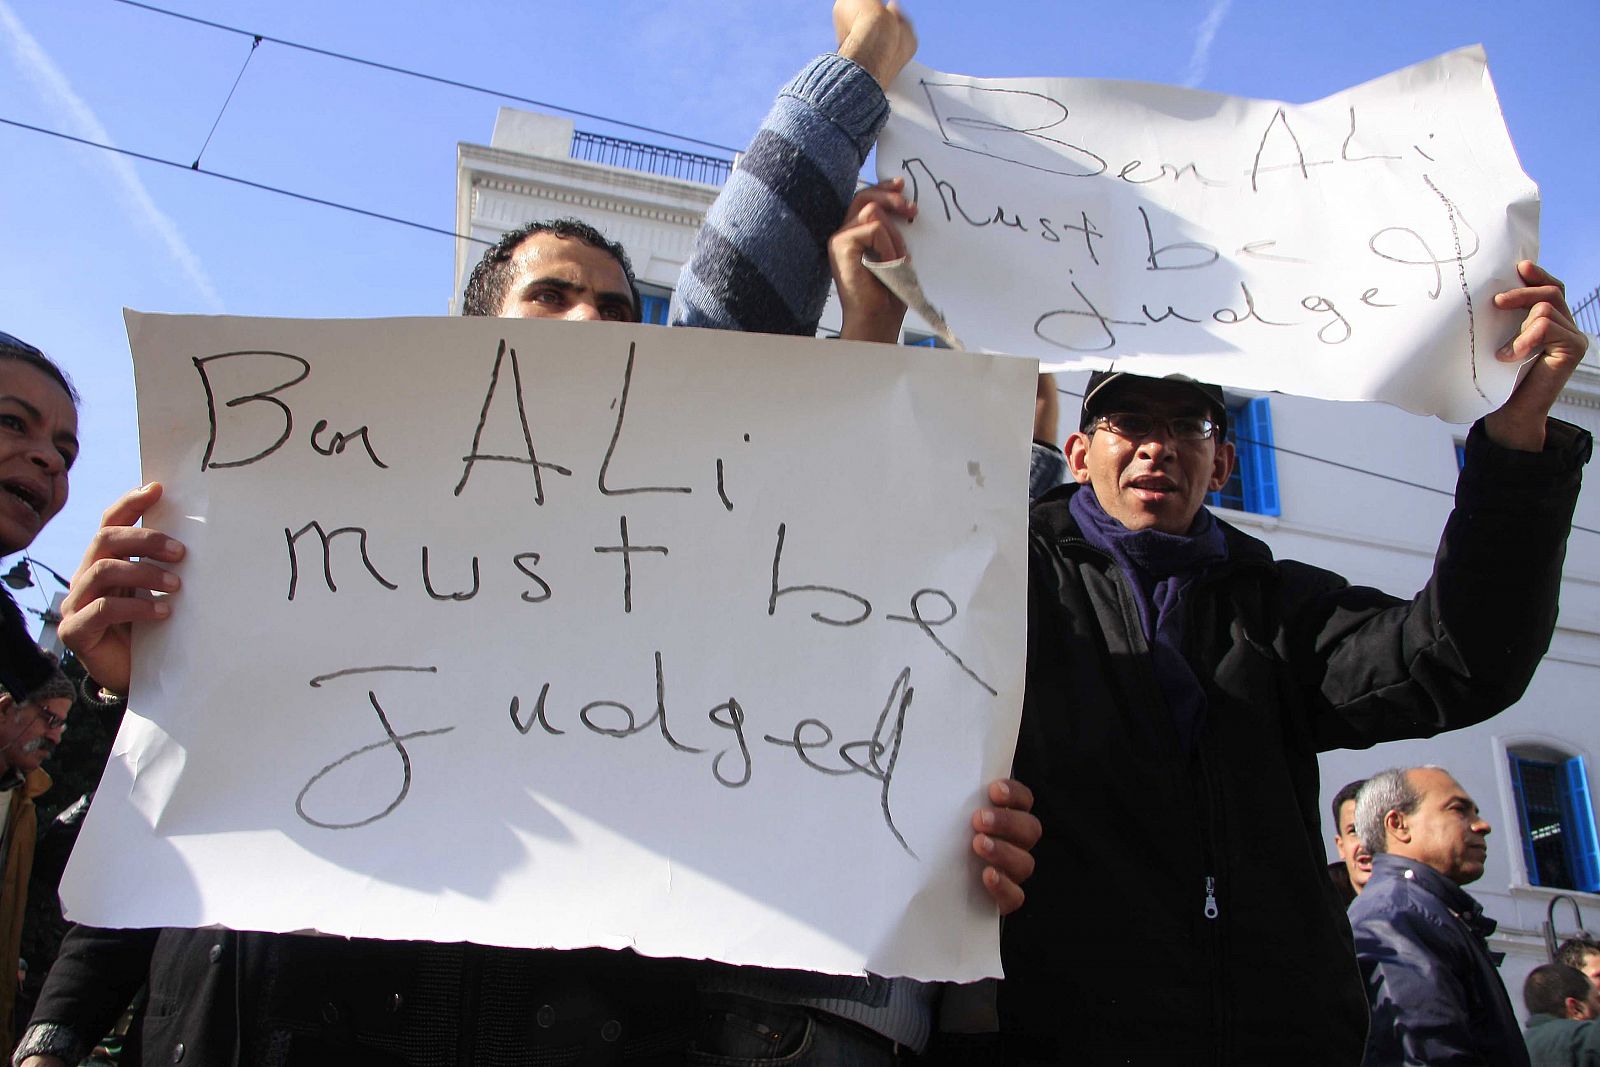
[1350,854,1527,1066]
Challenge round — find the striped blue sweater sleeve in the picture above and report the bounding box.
[665,53,938,1052]
[670,53,889,335]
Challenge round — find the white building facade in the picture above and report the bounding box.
[455,106,1600,1021]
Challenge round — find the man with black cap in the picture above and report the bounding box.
[1008,265,1589,1062]
[829,228,1591,1060]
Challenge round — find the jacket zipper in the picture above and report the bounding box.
[1055,530,1239,1061]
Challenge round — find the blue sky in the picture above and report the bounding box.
[3,0,1598,592]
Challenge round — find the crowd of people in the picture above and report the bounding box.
[1,0,1595,1063]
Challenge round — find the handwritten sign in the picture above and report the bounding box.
[60,313,1035,981]
[879,46,1539,422]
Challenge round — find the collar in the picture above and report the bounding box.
[1033,482,1275,569]
[0,766,50,799]
[1369,853,1495,937]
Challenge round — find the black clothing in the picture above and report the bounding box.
[1327,861,1358,909]
[998,419,1590,1065]
[0,589,51,699]
[26,926,697,1066]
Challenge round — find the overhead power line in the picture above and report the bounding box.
[3,34,1583,540]
[0,115,487,245]
[192,32,261,169]
[108,0,743,157]
[6,107,1585,539]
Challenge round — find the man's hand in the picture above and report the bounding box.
[20,1056,70,1067]
[973,778,1041,915]
[831,178,917,343]
[833,0,917,88]
[56,482,185,695]
[1034,373,1060,446]
[1483,261,1590,452]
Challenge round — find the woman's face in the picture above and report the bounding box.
[0,361,78,555]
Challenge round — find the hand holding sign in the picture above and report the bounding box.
[58,482,184,696]
[1484,261,1591,451]
[831,179,918,343]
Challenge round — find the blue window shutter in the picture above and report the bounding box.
[1240,396,1280,516]
[1510,753,1544,884]
[1563,755,1600,892]
[1233,400,1257,511]
[639,294,670,325]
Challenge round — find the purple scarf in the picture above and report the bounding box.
[1069,486,1228,752]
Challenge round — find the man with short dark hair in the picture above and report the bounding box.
[460,217,642,322]
[1557,937,1600,989]
[1329,778,1371,906]
[1350,766,1526,1065]
[1524,962,1600,1066]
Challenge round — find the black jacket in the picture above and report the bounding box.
[1,587,52,698]
[998,420,1589,1065]
[1351,855,1527,1067]
[26,925,697,1066]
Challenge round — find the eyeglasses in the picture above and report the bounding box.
[29,706,67,732]
[1092,412,1218,441]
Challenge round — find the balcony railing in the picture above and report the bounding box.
[1576,284,1599,337]
[569,130,733,186]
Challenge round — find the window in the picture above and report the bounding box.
[1509,748,1600,892]
[638,288,672,326]
[1207,395,1280,516]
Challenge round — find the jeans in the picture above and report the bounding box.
[688,993,906,1065]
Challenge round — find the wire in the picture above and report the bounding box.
[4,31,1586,543]
[1053,384,1600,538]
[0,115,489,245]
[192,33,261,169]
[108,0,743,157]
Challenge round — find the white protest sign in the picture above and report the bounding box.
[878,46,1539,422]
[61,313,1035,981]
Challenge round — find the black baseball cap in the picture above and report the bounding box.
[1079,370,1228,436]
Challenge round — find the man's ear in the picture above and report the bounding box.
[1567,995,1594,1021]
[1384,808,1411,846]
[0,693,12,718]
[1209,439,1236,493]
[1065,432,1093,485]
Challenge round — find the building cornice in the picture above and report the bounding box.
[460,142,718,211]
[469,174,708,229]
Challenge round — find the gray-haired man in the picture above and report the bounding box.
[1350,766,1525,1066]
